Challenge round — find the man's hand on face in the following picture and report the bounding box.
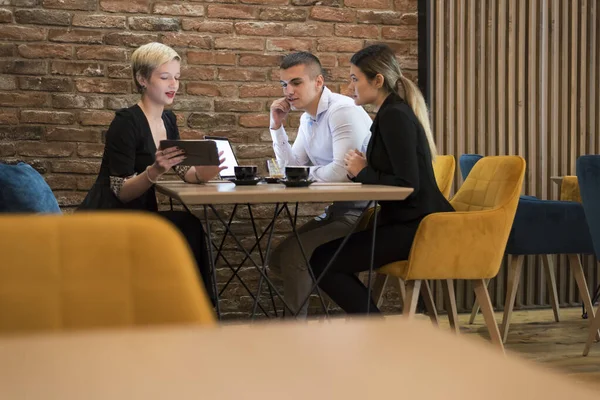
[270,98,292,130]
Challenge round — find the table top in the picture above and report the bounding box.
[156,180,413,205]
[0,318,596,400]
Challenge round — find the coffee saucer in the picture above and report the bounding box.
[228,177,261,186]
[280,179,314,188]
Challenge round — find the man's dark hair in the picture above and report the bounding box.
[280,52,324,78]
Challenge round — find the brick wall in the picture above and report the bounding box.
[0,0,417,317]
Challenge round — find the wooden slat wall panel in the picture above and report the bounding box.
[430,0,600,311]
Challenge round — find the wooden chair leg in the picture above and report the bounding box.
[420,280,439,326]
[569,254,600,340]
[371,274,388,309]
[441,279,459,334]
[403,280,421,318]
[501,255,524,343]
[583,305,600,356]
[468,279,489,324]
[473,279,504,353]
[541,254,560,322]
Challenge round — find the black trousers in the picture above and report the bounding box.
[159,211,215,305]
[310,219,422,314]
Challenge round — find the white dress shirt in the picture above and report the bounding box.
[270,87,372,183]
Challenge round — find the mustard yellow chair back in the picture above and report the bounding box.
[0,213,215,334]
[432,155,456,199]
[395,156,526,280]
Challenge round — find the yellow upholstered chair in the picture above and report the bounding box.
[377,156,526,351]
[0,213,215,334]
[371,155,456,313]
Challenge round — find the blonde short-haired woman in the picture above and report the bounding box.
[79,42,224,303]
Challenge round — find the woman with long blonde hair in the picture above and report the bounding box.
[310,44,454,314]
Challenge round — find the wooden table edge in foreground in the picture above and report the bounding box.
[0,318,596,400]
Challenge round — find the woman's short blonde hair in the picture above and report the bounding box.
[131,42,181,93]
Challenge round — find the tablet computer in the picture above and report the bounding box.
[159,140,219,166]
[204,136,239,179]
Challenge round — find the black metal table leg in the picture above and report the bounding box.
[203,205,221,320]
[366,201,379,314]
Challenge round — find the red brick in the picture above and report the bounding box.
[43,0,96,10]
[215,37,264,51]
[153,3,205,16]
[324,67,352,81]
[215,99,263,112]
[218,68,266,82]
[77,175,97,190]
[267,38,313,52]
[106,95,138,110]
[51,160,101,174]
[0,8,11,23]
[54,191,88,207]
[382,25,417,40]
[337,54,352,66]
[187,82,237,97]
[335,24,379,38]
[14,9,71,26]
[181,66,216,81]
[100,0,149,13]
[0,109,18,124]
[365,40,415,55]
[79,110,115,126]
[19,77,74,92]
[400,12,417,24]
[46,127,102,142]
[241,0,287,4]
[234,144,273,158]
[75,46,127,61]
[207,5,257,20]
[128,16,179,31]
[357,10,403,25]
[170,98,213,111]
[48,29,104,44]
[107,64,132,78]
[235,22,283,36]
[75,79,130,94]
[284,23,333,37]
[317,54,337,67]
[310,6,355,22]
[259,7,306,21]
[72,14,126,29]
[105,32,158,47]
[77,143,105,157]
[18,44,72,59]
[188,113,236,129]
[0,75,17,90]
[187,51,236,65]
[345,0,391,9]
[0,25,45,41]
[239,113,269,128]
[45,175,78,191]
[51,61,104,76]
[292,0,340,5]
[161,32,211,49]
[239,54,282,67]
[181,19,233,34]
[0,125,45,140]
[21,110,76,125]
[317,38,364,52]
[394,0,417,11]
[0,60,47,75]
[18,141,76,157]
[0,143,16,157]
[0,44,14,57]
[0,92,47,107]
[239,84,281,98]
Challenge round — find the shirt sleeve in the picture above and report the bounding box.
[310,105,370,182]
[270,122,310,167]
[355,107,420,194]
[105,113,139,197]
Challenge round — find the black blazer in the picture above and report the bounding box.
[355,93,454,224]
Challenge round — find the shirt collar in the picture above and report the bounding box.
[307,86,332,122]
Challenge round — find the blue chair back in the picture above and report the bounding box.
[0,162,61,213]
[577,155,600,258]
[459,154,484,180]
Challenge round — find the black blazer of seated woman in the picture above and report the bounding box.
[309,92,454,314]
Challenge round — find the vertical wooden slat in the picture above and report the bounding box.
[590,0,597,155]
[507,0,517,155]
[467,0,476,154]
[445,0,455,159]
[550,0,560,201]
[435,0,445,152]
[477,0,487,157]
[497,0,507,156]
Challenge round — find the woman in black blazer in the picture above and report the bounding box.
[309,44,454,314]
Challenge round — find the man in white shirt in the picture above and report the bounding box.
[268,52,372,317]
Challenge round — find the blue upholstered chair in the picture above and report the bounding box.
[577,155,600,355]
[0,162,60,214]
[461,155,596,343]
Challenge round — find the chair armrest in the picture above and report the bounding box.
[404,209,511,280]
